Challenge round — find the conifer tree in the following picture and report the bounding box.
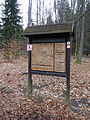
[2,0,23,41]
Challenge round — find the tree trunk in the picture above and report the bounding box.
[37,0,39,25]
[42,0,45,25]
[79,0,85,64]
[39,0,41,25]
[54,0,57,23]
[75,21,79,56]
[28,0,32,26]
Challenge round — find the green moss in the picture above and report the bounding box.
[76,50,80,64]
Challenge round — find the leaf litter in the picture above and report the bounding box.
[0,55,90,120]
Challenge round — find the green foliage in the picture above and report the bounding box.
[2,0,23,41]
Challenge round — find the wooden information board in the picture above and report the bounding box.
[31,43,66,72]
[23,23,73,102]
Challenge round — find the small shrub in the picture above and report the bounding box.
[3,39,19,60]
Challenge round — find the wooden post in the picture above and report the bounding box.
[66,37,70,103]
[28,37,32,95]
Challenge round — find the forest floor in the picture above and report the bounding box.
[0,53,90,120]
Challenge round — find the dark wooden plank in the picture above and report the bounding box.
[30,70,67,77]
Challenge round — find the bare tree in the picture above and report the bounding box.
[28,0,32,26]
[57,0,70,22]
[79,0,85,64]
[42,0,45,25]
[37,0,39,25]
[71,0,77,19]
[54,0,57,23]
[39,0,41,25]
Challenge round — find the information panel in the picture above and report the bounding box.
[31,43,66,72]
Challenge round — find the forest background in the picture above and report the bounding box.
[0,0,90,119]
[0,0,90,63]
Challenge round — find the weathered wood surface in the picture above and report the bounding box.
[31,43,53,71]
[23,23,73,36]
[32,65,53,71]
[31,43,66,72]
[55,43,66,72]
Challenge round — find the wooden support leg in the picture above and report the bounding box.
[28,38,32,95]
[28,73,32,94]
[66,75,70,103]
[66,38,70,103]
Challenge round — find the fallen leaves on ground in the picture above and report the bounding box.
[0,55,90,120]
